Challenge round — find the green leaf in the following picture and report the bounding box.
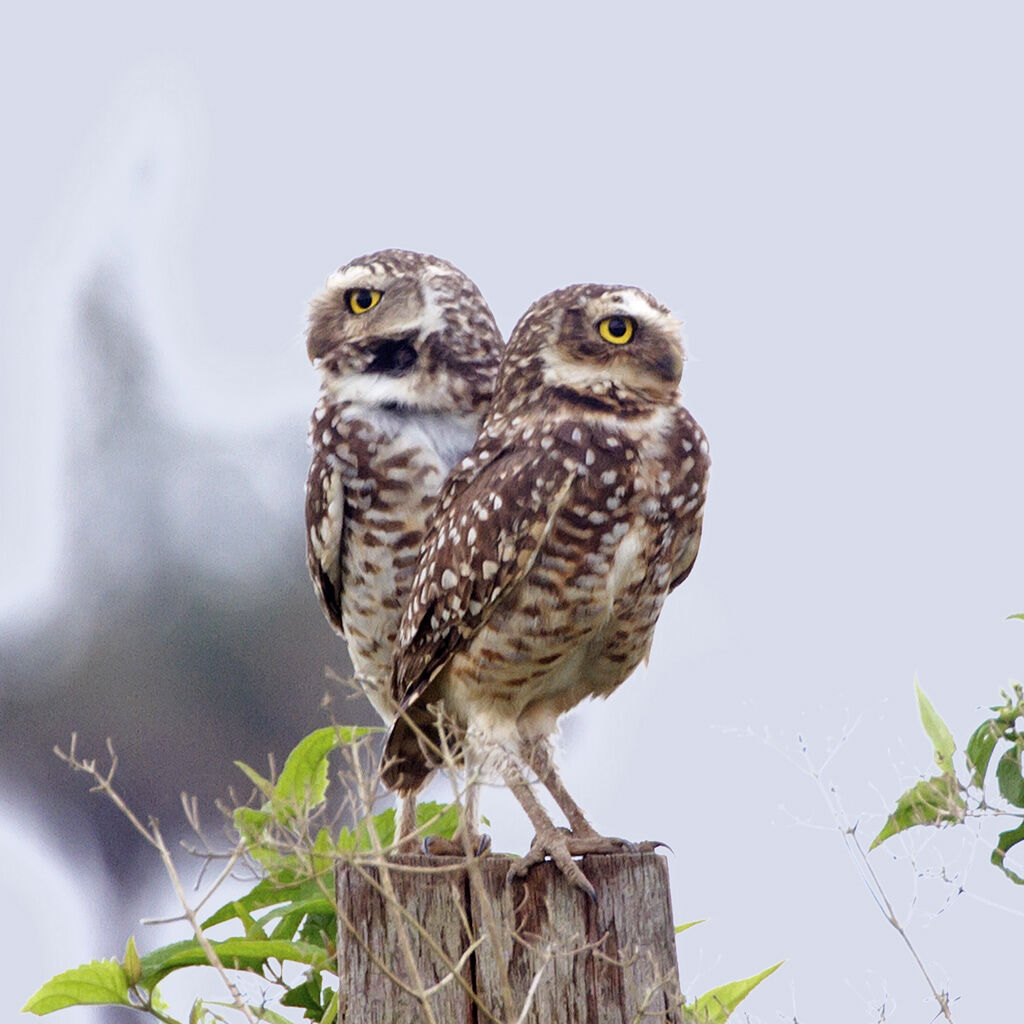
[281,970,326,1016]
[247,1007,297,1024]
[417,801,460,841]
[123,935,142,986]
[252,889,333,933]
[322,988,339,1024]
[310,826,336,873]
[337,807,399,854]
[235,900,268,940]
[138,937,326,988]
[368,807,396,849]
[915,681,956,775]
[991,820,1024,885]
[150,985,170,1017]
[995,683,1024,728]
[996,745,1024,808]
[269,907,307,943]
[204,1002,295,1024]
[1006,612,1024,622]
[870,773,967,849]
[233,806,285,869]
[966,718,1003,788]
[275,728,339,808]
[234,805,273,840]
[276,726,380,809]
[675,919,706,934]
[686,961,783,1023]
[22,960,131,1014]
[299,910,336,950]
[203,875,326,930]
[335,724,384,743]
[235,761,275,798]
[336,825,358,853]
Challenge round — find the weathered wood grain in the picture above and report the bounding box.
[336,852,684,1023]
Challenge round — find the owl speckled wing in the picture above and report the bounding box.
[305,430,350,632]
[383,437,577,788]
[664,407,710,590]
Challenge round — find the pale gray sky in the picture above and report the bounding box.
[3,3,1023,1021]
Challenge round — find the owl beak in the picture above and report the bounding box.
[648,346,683,385]
[365,333,419,376]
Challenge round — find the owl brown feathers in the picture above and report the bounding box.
[304,249,503,841]
[381,282,710,894]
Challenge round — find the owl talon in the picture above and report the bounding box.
[635,839,671,854]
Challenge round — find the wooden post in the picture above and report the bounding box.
[336,852,686,1023]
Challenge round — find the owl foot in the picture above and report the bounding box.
[422,832,492,858]
[564,826,669,856]
[507,830,668,899]
[507,827,599,900]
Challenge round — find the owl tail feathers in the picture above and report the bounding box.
[380,703,448,793]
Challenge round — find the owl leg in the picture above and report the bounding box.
[523,740,596,835]
[423,744,491,857]
[524,740,645,855]
[394,791,420,853]
[458,744,492,853]
[497,751,597,900]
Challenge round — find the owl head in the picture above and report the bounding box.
[307,249,502,414]
[493,283,685,415]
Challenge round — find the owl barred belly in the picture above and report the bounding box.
[312,407,478,708]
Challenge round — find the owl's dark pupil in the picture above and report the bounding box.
[355,289,373,309]
[607,317,627,337]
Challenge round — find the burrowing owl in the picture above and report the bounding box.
[381,283,709,894]
[304,249,503,841]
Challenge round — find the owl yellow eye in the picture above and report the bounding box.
[597,315,635,345]
[347,288,383,314]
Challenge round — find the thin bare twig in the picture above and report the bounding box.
[796,737,955,1022]
[55,735,260,1024]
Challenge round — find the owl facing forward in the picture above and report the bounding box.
[382,283,709,894]
[304,249,503,836]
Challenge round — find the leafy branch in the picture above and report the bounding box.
[871,674,1024,885]
[24,725,461,1023]
[24,711,779,1023]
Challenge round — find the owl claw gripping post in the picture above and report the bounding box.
[382,283,710,897]
[304,250,503,850]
